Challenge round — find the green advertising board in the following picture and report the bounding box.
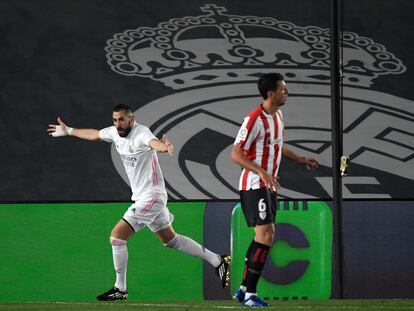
[1,200,332,302]
[231,201,332,300]
[0,202,206,302]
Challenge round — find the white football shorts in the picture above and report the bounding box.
[122,194,174,233]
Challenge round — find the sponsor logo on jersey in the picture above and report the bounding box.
[238,128,248,141]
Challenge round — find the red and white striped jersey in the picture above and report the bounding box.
[234,104,285,191]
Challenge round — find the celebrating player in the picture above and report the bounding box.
[231,73,318,307]
[48,104,230,300]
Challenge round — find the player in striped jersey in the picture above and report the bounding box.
[231,73,318,307]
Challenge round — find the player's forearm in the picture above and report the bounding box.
[71,128,101,141]
[231,146,265,175]
[149,139,168,152]
[282,146,319,169]
[148,137,174,156]
[282,146,300,162]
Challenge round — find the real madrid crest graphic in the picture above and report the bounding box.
[105,4,414,200]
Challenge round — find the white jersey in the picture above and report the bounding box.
[99,122,167,201]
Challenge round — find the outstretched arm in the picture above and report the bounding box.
[48,117,100,141]
[282,145,318,169]
[231,144,280,192]
[148,134,174,156]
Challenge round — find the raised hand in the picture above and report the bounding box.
[47,117,73,137]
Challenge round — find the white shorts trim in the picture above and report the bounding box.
[122,195,174,232]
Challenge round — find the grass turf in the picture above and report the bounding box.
[1,300,414,310]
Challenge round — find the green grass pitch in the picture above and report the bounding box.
[1,300,414,310]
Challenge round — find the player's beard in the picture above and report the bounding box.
[279,95,287,107]
[117,125,132,137]
[274,97,286,108]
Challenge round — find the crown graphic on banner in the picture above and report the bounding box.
[105,4,405,89]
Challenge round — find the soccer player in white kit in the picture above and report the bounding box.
[48,104,230,300]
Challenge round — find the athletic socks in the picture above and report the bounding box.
[110,237,128,292]
[109,233,222,292]
[164,234,221,267]
[244,240,270,294]
[241,241,254,287]
[109,233,225,292]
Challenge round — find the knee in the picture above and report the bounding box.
[110,227,121,239]
[257,229,274,245]
[264,231,274,245]
[110,236,127,247]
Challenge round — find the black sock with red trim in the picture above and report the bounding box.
[245,240,270,293]
[241,240,255,287]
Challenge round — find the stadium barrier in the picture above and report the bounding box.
[1,200,413,301]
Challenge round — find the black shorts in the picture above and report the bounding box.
[240,187,277,227]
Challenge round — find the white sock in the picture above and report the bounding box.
[110,237,128,292]
[245,292,257,300]
[164,234,221,267]
[240,285,246,292]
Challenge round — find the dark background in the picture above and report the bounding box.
[0,0,413,201]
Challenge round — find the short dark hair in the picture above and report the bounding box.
[113,104,133,114]
[257,73,285,99]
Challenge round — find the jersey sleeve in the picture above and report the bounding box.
[99,126,116,143]
[138,126,157,147]
[234,116,260,150]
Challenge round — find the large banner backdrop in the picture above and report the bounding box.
[1,0,413,201]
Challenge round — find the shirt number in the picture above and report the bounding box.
[258,198,266,212]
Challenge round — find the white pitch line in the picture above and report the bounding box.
[20,301,414,310]
[23,302,243,309]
